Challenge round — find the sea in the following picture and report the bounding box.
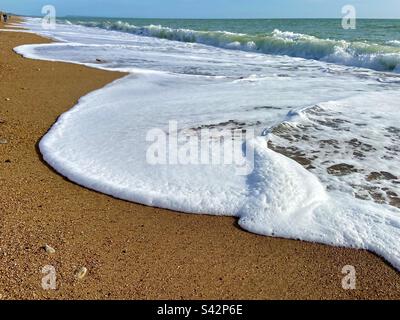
[13,17,400,270]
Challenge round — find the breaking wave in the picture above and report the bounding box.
[71,20,400,72]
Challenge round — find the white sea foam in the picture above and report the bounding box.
[13,18,400,270]
[387,40,400,47]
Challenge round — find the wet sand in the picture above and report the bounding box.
[1,17,400,300]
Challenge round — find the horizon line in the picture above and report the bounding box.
[16,14,400,20]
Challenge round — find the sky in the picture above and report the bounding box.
[1,0,400,19]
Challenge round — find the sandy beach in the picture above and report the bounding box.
[1,17,400,300]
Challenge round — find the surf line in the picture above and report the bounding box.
[157,304,191,318]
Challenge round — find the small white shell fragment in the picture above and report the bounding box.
[75,267,88,280]
[44,244,56,254]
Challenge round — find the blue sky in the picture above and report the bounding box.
[2,0,399,19]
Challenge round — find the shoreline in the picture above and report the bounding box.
[1,17,400,299]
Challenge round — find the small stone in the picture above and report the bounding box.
[367,171,397,181]
[0,138,7,144]
[5,98,10,101]
[327,163,357,176]
[44,244,55,254]
[75,267,88,280]
[36,68,41,71]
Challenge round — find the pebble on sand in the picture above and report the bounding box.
[0,138,7,144]
[44,244,56,254]
[75,267,88,280]
[5,98,10,101]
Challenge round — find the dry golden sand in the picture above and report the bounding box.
[0,17,400,300]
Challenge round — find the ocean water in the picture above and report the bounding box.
[14,17,400,270]
[64,17,400,72]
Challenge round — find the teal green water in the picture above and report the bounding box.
[63,18,400,44]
